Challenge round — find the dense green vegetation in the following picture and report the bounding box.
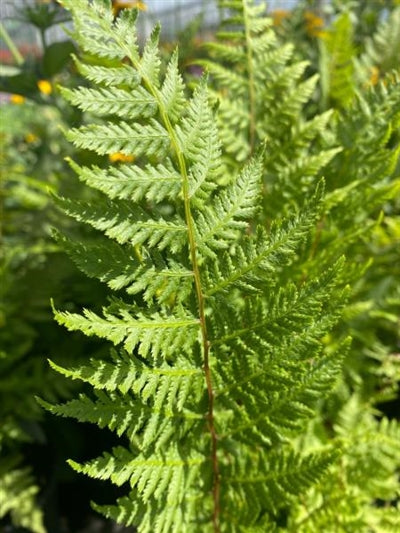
[1,1,399,531]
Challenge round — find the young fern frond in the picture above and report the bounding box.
[45,1,349,531]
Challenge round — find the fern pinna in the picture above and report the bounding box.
[42,1,347,531]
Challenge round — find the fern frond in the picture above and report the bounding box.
[48,351,202,405]
[54,195,187,251]
[56,232,194,303]
[66,119,169,157]
[72,56,139,87]
[40,388,203,449]
[203,0,342,224]
[62,0,139,61]
[92,445,210,533]
[69,444,205,495]
[290,398,400,533]
[60,85,157,119]
[319,12,356,108]
[205,186,323,296]
[66,157,182,203]
[176,83,220,204]
[221,447,340,529]
[53,303,200,361]
[160,51,186,123]
[210,258,346,353]
[200,0,277,159]
[358,7,400,80]
[0,463,45,533]
[195,155,262,256]
[46,1,351,530]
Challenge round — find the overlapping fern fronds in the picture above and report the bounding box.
[358,7,400,83]
[318,12,356,109]
[201,0,340,219]
[205,1,400,294]
[289,396,400,533]
[41,1,350,531]
[0,425,45,533]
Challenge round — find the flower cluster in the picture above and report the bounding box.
[271,9,290,27]
[304,11,325,38]
[112,0,147,17]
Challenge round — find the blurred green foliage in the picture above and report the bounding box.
[0,2,113,531]
[0,0,399,531]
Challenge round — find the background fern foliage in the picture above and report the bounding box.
[31,0,400,532]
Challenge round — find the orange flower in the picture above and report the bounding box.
[109,152,135,163]
[10,94,26,104]
[271,9,290,27]
[112,1,147,17]
[304,11,325,38]
[37,79,52,95]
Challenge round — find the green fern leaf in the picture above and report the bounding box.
[66,158,182,203]
[53,303,200,361]
[44,1,351,530]
[195,155,262,256]
[60,85,157,119]
[66,119,169,157]
[72,57,140,87]
[54,195,187,251]
[160,51,186,123]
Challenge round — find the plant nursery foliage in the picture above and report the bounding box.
[0,98,90,533]
[38,1,400,532]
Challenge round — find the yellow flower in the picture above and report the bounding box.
[271,9,290,27]
[25,132,39,143]
[304,11,325,38]
[109,152,135,163]
[37,79,52,95]
[10,94,26,104]
[369,66,380,86]
[135,1,147,10]
[112,1,147,17]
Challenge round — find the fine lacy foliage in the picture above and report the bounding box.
[205,7,400,531]
[204,2,400,335]
[318,12,356,108]
[201,0,340,218]
[41,1,353,531]
[358,7,400,83]
[42,0,400,533]
[0,425,45,533]
[289,397,400,533]
[0,105,63,533]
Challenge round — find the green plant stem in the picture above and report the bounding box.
[39,28,47,51]
[173,126,221,533]
[119,40,221,533]
[158,103,221,533]
[0,22,24,66]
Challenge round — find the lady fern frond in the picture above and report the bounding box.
[202,0,341,220]
[45,1,349,531]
